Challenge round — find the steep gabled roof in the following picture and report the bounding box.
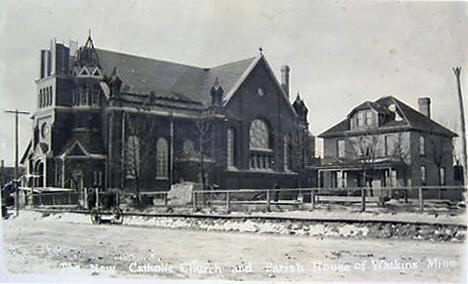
[319,95,457,138]
[95,48,258,106]
[59,132,106,157]
[20,140,32,164]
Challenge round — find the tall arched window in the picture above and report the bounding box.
[81,85,88,105]
[126,135,140,179]
[249,119,269,149]
[156,137,168,179]
[227,127,235,167]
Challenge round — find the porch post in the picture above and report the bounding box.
[310,188,315,210]
[43,159,47,187]
[418,187,424,211]
[61,157,66,188]
[360,187,366,212]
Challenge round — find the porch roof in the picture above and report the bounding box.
[316,159,407,171]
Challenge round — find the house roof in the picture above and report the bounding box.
[319,96,457,138]
[95,48,257,106]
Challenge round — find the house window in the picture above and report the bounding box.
[337,139,345,158]
[419,135,425,156]
[227,128,235,167]
[156,138,168,179]
[390,170,398,187]
[249,119,269,149]
[384,135,388,156]
[365,111,372,126]
[420,165,426,185]
[439,167,446,186]
[126,135,140,179]
[357,111,364,127]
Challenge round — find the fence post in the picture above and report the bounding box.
[360,188,366,212]
[226,191,231,213]
[68,192,71,204]
[96,188,99,210]
[266,189,271,212]
[164,193,168,207]
[84,187,88,209]
[52,194,56,206]
[418,187,424,211]
[310,189,315,210]
[192,191,197,211]
[39,194,42,206]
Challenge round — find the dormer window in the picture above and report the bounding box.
[365,111,373,126]
[357,111,364,127]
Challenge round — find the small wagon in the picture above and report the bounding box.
[88,188,124,224]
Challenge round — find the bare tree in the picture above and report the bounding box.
[351,135,379,190]
[193,116,213,190]
[122,110,157,205]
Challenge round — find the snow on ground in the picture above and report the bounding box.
[2,211,466,282]
[14,209,465,242]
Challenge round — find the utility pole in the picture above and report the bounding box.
[169,111,174,187]
[5,109,30,217]
[453,67,468,185]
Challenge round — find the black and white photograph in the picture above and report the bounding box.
[0,0,467,283]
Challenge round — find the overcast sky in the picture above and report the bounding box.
[0,0,467,166]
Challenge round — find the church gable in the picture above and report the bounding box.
[224,56,298,122]
[63,140,89,157]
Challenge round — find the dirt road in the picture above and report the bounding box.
[1,211,465,282]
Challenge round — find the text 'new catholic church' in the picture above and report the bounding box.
[21,35,316,193]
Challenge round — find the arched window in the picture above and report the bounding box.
[126,135,140,179]
[81,85,88,105]
[156,138,168,179]
[92,85,100,105]
[227,128,235,167]
[249,119,269,149]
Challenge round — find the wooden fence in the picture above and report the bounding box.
[191,185,466,212]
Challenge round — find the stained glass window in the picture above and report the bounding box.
[249,119,269,149]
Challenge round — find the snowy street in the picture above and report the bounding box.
[1,211,465,282]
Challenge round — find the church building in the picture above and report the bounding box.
[21,35,316,194]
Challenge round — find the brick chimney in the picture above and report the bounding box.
[280,65,290,97]
[418,97,431,118]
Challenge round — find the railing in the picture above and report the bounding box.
[29,192,79,207]
[191,185,466,213]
